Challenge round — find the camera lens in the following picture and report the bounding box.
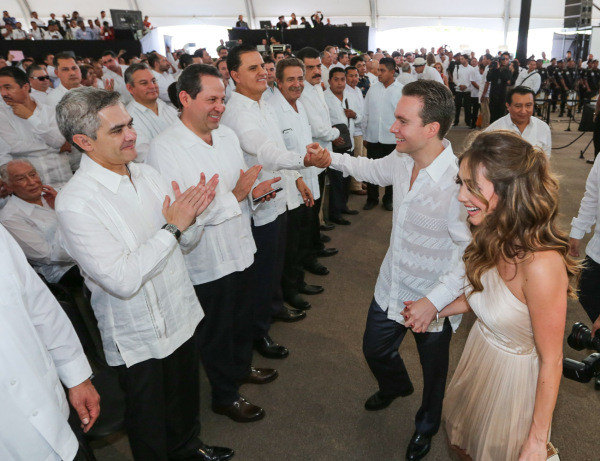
[567,322,592,351]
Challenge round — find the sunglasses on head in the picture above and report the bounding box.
[32,75,51,81]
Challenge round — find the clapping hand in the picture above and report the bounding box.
[233,165,261,201]
[162,173,219,231]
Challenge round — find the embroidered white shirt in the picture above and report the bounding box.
[486,113,552,157]
[363,80,404,144]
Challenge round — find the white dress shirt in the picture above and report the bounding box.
[346,85,365,136]
[11,28,27,39]
[44,30,63,40]
[151,69,175,105]
[261,85,279,102]
[415,66,444,84]
[222,91,304,226]
[321,64,331,89]
[453,64,473,94]
[55,155,205,367]
[269,91,321,206]
[515,69,542,93]
[0,195,75,283]
[0,103,72,188]
[486,113,552,157]
[397,72,416,86]
[0,225,92,461]
[367,72,379,85]
[103,66,133,104]
[299,81,340,151]
[30,87,52,105]
[147,121,256,284]
[324,88,360,150]
[329,140,470,331]
[30,28,44,40]
[45,83,70,107]
[126,99,179,162]
[480,65,491,100]
[571,158,600,264]
[363,80,404,144]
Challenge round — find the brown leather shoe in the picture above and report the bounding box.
[238,367,278,385]
[212,396,265,423]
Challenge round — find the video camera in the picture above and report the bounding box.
[562,322,600,388]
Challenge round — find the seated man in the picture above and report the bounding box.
[0,160,79,286]
[46,52,83,107]
[486,86,551,157]
[125,63,178,162]
[54,86,231,461]
[0,67,73,188]
[27,64,53,105]
[148,52,176,105]
[101,50,133,104]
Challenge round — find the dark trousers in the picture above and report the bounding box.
[470,97,480,128]
[329,159,351,218]
[251,212,287,338]
[362,298,452,436]
[282,204,310,299]
[195,267,255,405]
[115,334,203,461]
[579,256,600,324]
[454,91,472,126]
[489,95,506,123]
[366,142,394,205]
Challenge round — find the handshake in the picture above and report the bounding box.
[303,142,332,168]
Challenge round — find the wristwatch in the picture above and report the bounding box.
[162,223,181,241]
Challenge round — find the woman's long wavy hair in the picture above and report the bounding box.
[459,130,579,298]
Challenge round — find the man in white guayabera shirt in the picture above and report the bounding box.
[54,87,234,461]
[148,64,282,424]
[306,80,470,461]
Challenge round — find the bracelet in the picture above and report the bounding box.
[436,312,439,324]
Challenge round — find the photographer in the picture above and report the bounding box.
[569,157,600,336]
[487,52,513,123]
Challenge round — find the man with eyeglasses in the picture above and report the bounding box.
[27,64,53,105]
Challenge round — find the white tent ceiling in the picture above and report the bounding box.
[1,0,588,32]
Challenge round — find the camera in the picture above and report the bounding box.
[563,323,600,387]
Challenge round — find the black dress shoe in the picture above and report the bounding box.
[363,201,378,210]
[364,386,414,411]
[341,208,359,215]
[317,247,339,257]
[320,233,331,243]
[254,335,289,359]
[212,396,265,423]
[271,306,306,323]
[330,216,351,225]
[179,442,235,461]
[285,293,311,310]
[406,432,432,461]
[304,261,329,275]
[320,223,335,231]
[300,284,324,295]
[382,202,394,211]
[238,367,278,385]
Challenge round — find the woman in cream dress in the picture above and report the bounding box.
[403,131,578,460]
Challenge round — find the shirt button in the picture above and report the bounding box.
[32,410,39,417]
[10,379,16,386]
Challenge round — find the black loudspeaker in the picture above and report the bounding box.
[565,0,594,29]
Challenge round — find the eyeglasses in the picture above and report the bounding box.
[31,75,51,81]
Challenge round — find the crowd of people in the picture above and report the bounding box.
[1,9,154,41]
[235,11,336,30]
[0,27,598,461]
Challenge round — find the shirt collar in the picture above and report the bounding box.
[422,139,456,184]
[79,154,138,194]
[9,194,43,215]
[230,90,261,110]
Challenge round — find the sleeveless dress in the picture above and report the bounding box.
[443,268,541,461]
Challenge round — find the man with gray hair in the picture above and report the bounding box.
[54,87,232,461]
[0,67,73,189]
[0,159,79,286]
[125,63,178,162]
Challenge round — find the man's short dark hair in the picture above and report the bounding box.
[507,86,536,105]
[350,55,365,67]
[273,50,285,59]
[401,80,454,140]
[147,53,160,70]
[179,53,195,69]
[338,51,348,60]
[26,64,45,78]
[275,57,305,81]
[345,66,358,75]
[296,47,320,62]
[177,63,222,100]
[328,67,345,80]
[484,53,494,61]
[0,66,29,88]
[53,51,76,68]
[124,63,150,85]
[193,48,207,58]
[226,44,258,83]
[263,56,275,65]
[102,50,117,59]
[379,57,396,72]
